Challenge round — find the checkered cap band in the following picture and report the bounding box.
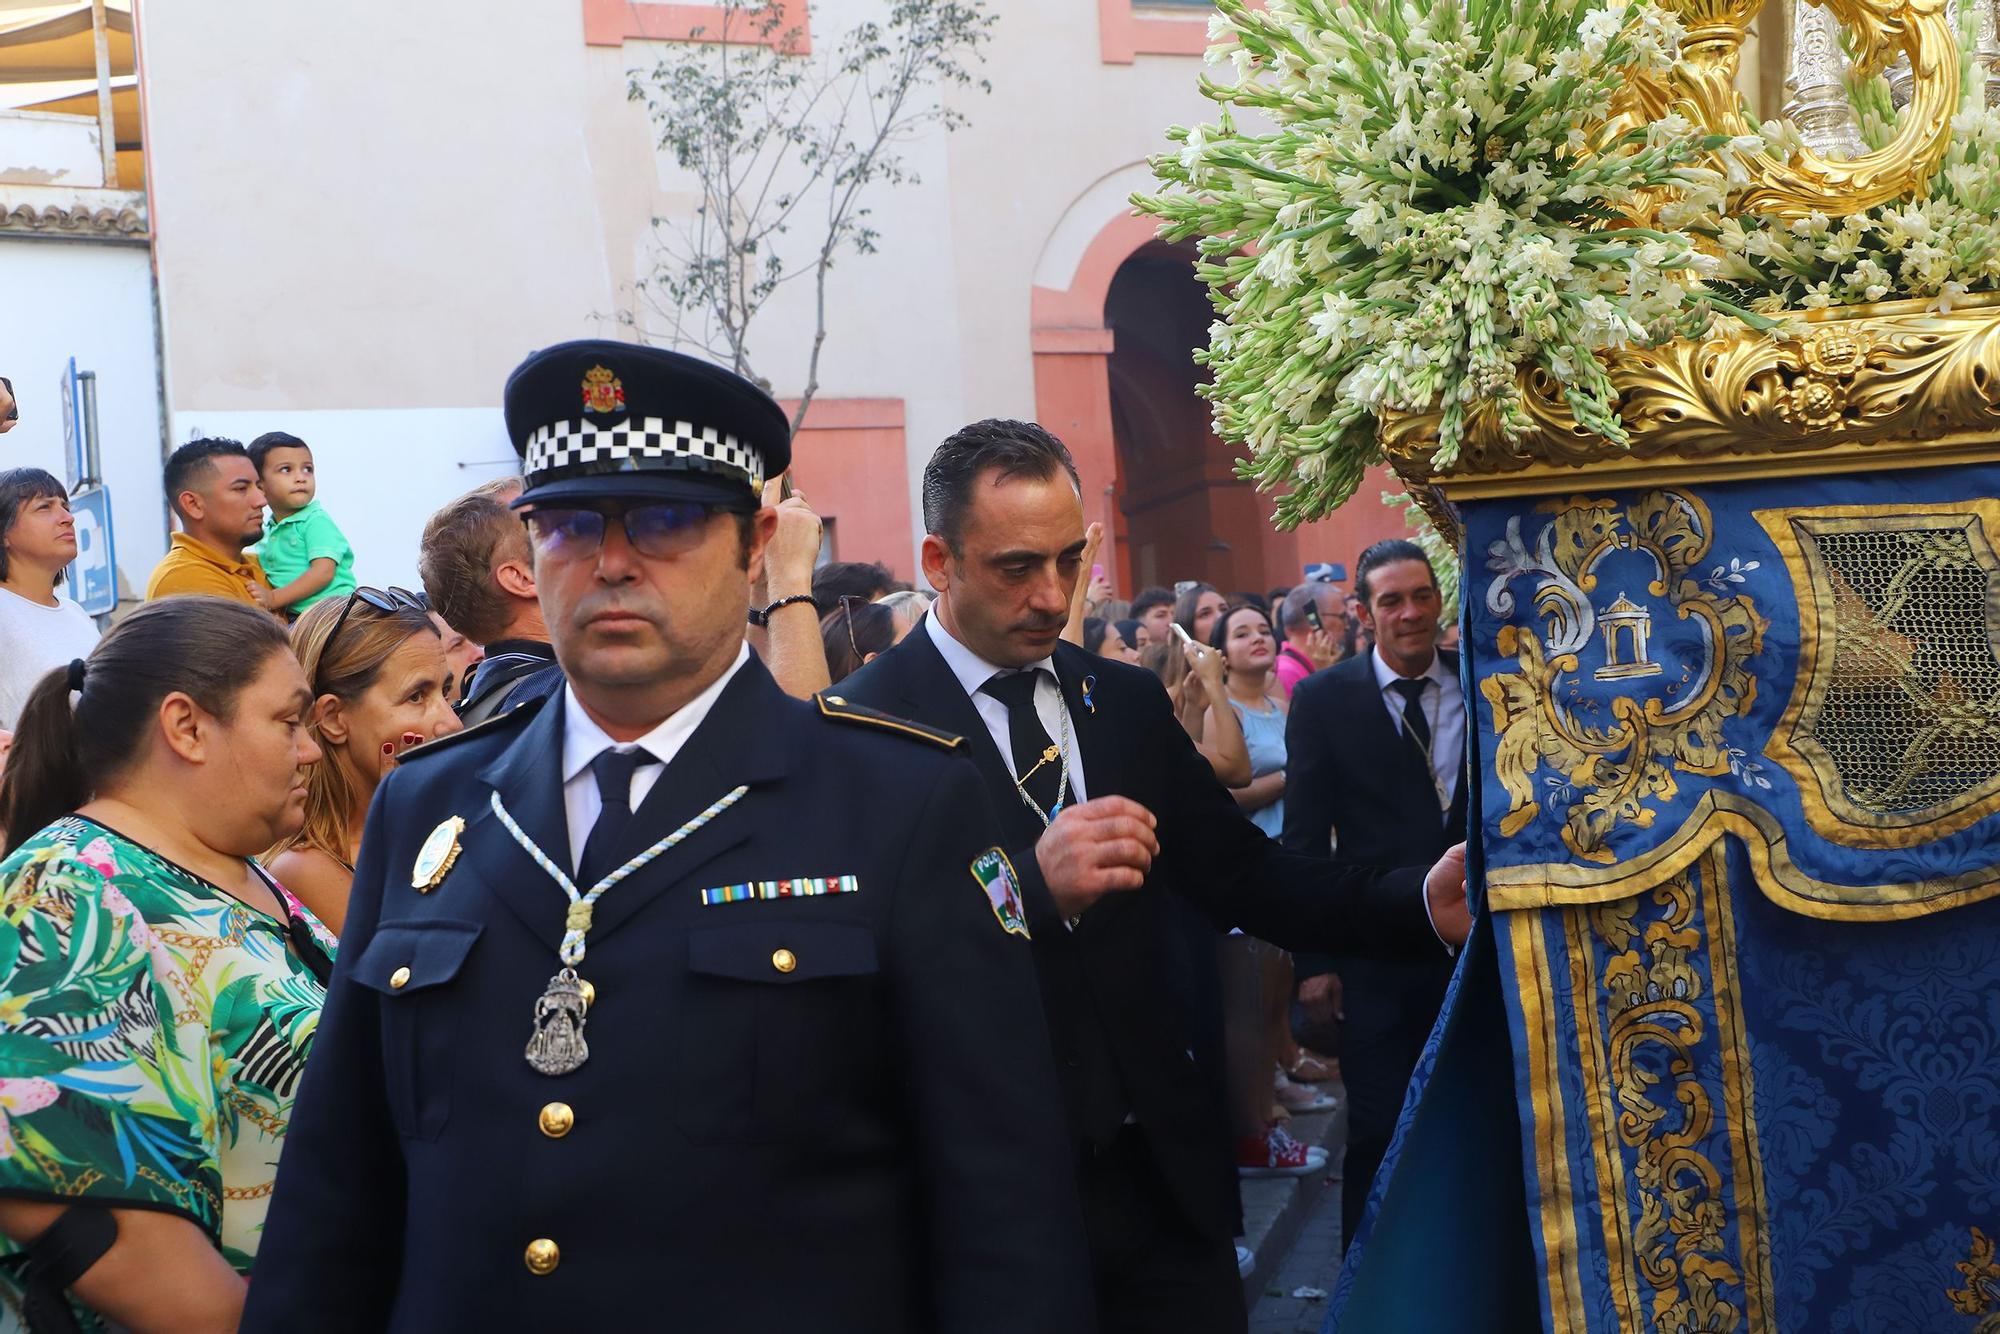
[524,417,764,490]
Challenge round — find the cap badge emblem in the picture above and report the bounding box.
[581,365,626,415]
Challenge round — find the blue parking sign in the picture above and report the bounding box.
[68,485,117,617]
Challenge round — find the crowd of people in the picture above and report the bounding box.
[0,341,1466,1333]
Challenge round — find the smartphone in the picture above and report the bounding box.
[1304,603,1325,633]
[1171,622,1195,647]
[1092,564,1105,582]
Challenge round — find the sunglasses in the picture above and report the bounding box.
[285,911,334,986]
[324,585,428,655]
[0,376,14,424]
[522,501,736,561]
[249,863,335,985]
[838,594,867,662]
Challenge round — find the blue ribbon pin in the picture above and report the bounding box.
[1081,675,1097,714]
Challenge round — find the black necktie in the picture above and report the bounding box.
[980,670,1063,821]
[1391,676,1432,754]
[578,747,659,886]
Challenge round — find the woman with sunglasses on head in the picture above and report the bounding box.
[266,587,463,936]
[0,596,336,1333]
[820,595,915,684]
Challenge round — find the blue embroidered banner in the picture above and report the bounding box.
[1327,464,2000,1334]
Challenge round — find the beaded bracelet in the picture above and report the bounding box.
[761,593,819,622]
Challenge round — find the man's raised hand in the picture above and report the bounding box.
[1035,796,1159,922]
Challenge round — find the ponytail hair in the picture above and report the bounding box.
[0,596,292,854]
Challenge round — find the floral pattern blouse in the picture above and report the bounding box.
[0,817,335,1329]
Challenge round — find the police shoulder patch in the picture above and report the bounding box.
[397,692,547,765]
[814,693,963,751]
[971,848,1031,940]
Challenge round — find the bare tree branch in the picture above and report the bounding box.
[626,0,995,426]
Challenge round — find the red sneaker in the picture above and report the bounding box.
[1237,1123,1329,1178]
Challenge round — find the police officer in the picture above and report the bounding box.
[244,342,1094,1332]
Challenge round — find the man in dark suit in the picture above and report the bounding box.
[1282,538,1468,1251]
[838,421,1469,1334]
[244,344,1094,1333]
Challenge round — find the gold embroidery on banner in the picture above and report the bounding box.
[1484,789,2000,918]
[1483,489,1766,864]
[1564,907,1648,1326]
[1590,872,1744,1330]
[1510,912,1592,1334]
[1755,502,2000,847]
[1949,1227,1998,1316]
[1698,846,1776,1333]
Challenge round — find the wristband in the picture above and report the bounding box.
[762,594,819,621]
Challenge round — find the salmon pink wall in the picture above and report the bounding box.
[1096,0,1208,63]
[582,0,810,51]
[782,398,914,581]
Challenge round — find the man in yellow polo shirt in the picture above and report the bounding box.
[145,438,280,613]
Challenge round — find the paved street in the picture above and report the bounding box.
[1248,1174,1344,1333]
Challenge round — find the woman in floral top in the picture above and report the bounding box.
[0,596,333,1332]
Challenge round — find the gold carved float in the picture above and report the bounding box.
[1382,0,2000,527]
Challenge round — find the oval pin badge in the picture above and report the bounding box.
[412,816,466,892]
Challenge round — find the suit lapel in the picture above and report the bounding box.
[466,693,576,949]
[584,659,789,947]
[889,621,1044,843]
[1440,649,1470,834]
[1051,643,1117,805]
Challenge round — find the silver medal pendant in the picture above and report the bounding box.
[525,967,591,1076]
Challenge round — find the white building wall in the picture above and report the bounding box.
[0,235,168,602]
[129,0,1222,576]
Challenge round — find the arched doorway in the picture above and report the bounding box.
[1033,198,1411,600]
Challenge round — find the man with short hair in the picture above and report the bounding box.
[247,343,1095,1333]
[144,438,278,611]
[1128,586,1174,649]
[1281,537,1466,1251]
[839,420,1468,1334]
[1274,580,1350,697]
[419,477,559,724]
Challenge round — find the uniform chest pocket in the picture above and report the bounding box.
[353,919,483,1142]
[673,919,882,1145]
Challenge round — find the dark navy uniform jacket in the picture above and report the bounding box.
[243,654,1093,1333]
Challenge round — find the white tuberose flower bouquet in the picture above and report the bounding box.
[1716,88,2000,313]
[1135,0,1768,526]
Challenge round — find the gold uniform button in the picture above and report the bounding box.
[771,948,797,974]
[539,1102,575,1138]
[577,978,596,1009]
[524,1238,560,1275]
[389,966,412,990]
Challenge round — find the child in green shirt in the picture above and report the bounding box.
[249,431,358,615]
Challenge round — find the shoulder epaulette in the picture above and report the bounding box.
[400,692,547,764]
[814,693,964,751]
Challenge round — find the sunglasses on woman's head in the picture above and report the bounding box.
[324,585,428,654]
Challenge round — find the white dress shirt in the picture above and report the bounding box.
[926,611,1088,805]
[559,643,750,874]
[1371,645,1465,813]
